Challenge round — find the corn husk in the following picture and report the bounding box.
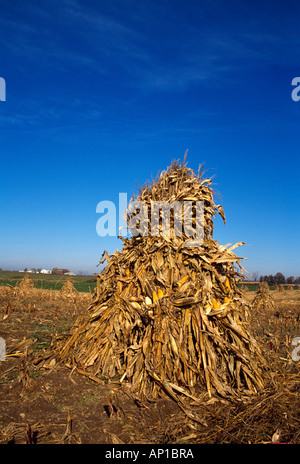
[57,157,267,401]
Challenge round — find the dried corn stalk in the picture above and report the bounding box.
[57,157,267,401]
[252,282,275,312]
[60,278,78,299]
[18,274,35,294]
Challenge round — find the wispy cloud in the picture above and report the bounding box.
[0,1,235,91]
[1,0,299,95]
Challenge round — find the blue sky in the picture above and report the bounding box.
[0,0,299,277]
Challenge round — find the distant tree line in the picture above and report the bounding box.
[259,273,300,285]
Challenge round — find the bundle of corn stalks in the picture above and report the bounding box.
[18,274,35,294]
[57,157,267,401]
[252,282,275,312]
[60,278,78,299]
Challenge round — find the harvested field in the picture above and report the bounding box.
[0,158,299,444]
[0,286,299,444]
[0,270,97,294]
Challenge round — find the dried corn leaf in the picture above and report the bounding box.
[57,157,267,406]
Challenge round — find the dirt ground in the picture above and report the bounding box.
[0,285,299,444]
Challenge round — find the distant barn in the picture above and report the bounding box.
[54,269,70,275]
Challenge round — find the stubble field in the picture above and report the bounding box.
[0,282,299,444]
